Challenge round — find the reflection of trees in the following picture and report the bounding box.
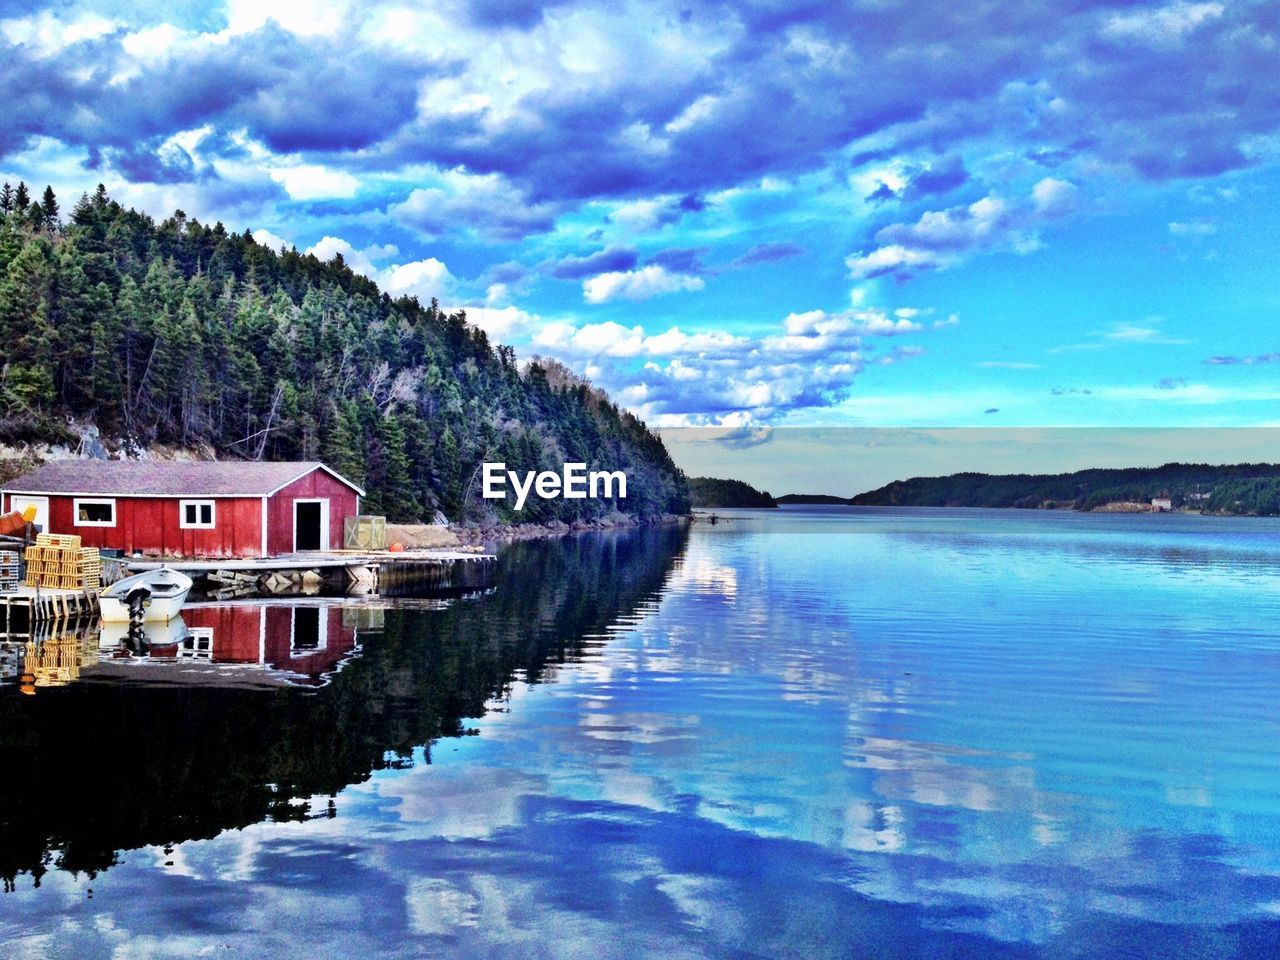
[0,525,687,889]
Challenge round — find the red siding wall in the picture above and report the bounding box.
[265,469,360,555]
[4,493,264,558]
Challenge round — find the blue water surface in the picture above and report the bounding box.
[5,506,1280,958]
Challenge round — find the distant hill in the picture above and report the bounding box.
[776,494,852,505]
[688,477,778,508]
[851,462,1280,515]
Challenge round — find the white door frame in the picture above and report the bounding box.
[292,498,330,552]
[10,495,49,532]
[290,607,329,652]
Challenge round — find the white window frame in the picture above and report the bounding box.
[73,497,116,527]
[179,499,217,530]
[181,627,215,660]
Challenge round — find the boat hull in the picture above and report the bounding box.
[99,592,190,622]
[99,568,194,623]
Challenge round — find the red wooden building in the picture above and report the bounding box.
[2,461,363,558]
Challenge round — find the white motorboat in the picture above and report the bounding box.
[99,568,193,623]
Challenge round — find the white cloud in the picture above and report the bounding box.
[1104,2,1224,44]
[846,245,942,280]
[534,320,745,358]
[389,172,560,241]
[582,265,705,303]
[268,164,360,201]
[522,298,947,423]
[307,236,376,275]
[380,258,454,303]
[251,228,292,251]
[848,179,1081,280]
[1031,177,1079,217]
[1168,218,1217,236]
[1,11,116,57]
[120,23,187,61]
[456,306,538,339]
[224,0,352,37]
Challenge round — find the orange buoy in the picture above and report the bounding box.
[388,541,405,553]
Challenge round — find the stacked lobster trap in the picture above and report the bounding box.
[0,550,20,592]
[23,534,102,591]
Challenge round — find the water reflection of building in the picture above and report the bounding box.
[182,604,367,684]
[94,604,372,687]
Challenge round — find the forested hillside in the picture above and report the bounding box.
[852,462,1280,514]
[0,182,689,522]
[687,476,777,508]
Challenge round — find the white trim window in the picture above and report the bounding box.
[179,499,216,529]
[73,497,116,527]
[181,628,214,660]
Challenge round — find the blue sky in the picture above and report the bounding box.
[3,0,1280,432]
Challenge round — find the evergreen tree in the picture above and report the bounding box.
[40,186,59,230]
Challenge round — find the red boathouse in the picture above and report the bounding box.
[1,461,364,558]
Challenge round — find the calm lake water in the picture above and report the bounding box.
[4,506,1280,958]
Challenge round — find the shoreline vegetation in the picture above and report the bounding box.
[0,182,690,526]
[780,462,1280,516]
[687,476,777,508]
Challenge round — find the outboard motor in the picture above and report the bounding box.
[125,586,152,629]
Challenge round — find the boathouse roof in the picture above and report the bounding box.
[3,460,365,498]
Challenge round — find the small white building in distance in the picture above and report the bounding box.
[1151,497,1173,512]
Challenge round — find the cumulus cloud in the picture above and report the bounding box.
[380,257,454,303]
[306,235,397,276]
[582,265,705,303]
[267,163,359,200]
[4,0,1280,224]
[454,305,538,339]
[251,228,292,252]
[389,172,561,241]
[848,179,1079,280]
[527,303,948,422]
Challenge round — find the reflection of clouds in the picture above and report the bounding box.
[843,800,906,853]
[655,873,747,937]
[581,711,700,745]
[378,766,546,839]
[406,878,480,935]
[11,513,1280,956]
[671,547,739,600]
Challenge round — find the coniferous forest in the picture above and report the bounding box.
[0,183,689,522]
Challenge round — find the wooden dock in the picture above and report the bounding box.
[0,586,98,634]
[127,549,497,597]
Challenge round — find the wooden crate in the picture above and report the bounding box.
[36,533,82,550]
